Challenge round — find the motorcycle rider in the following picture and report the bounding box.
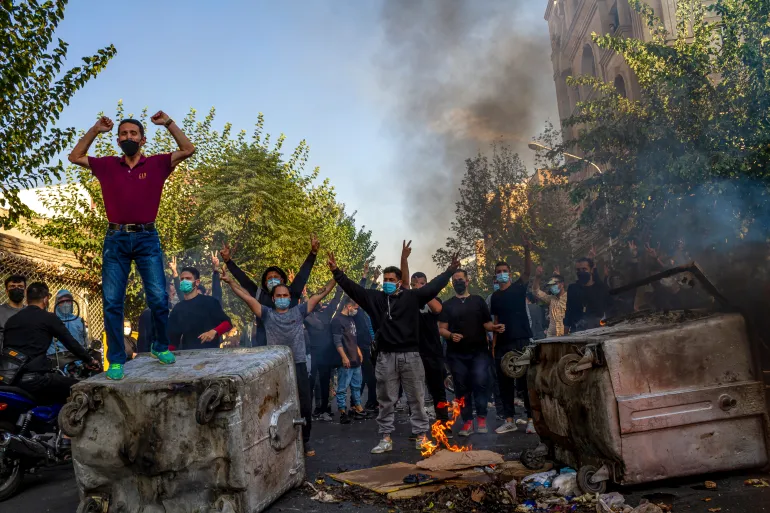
[3,282,99,405]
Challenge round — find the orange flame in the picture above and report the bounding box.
[420,397,472,457]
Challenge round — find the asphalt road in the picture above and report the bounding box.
[5,407,770,512]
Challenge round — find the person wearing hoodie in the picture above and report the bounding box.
[219,234,320,347]
[48,289,88,355]
[328,248,461,454]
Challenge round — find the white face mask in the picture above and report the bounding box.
[124,327,132,336]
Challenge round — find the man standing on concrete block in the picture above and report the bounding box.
[68,112,195,380]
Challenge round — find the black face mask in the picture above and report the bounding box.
[577,271,591,285]
[8,288,24,304]
[119,139,140,157]
[452,280,467,294]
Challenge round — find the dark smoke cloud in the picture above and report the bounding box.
[376,0,558,271]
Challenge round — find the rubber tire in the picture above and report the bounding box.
[0,421,23,503]
[196,386,223,425]
[577,465,607,495]
[520,448,546,470]
[557,354,587,386]
[501,350,528,379]
[76,497,102,513]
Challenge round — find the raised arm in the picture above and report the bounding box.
[289,234,320,298]
[306,278,336,313]
[532,266,552,303]
[220,242,260,297]
[413,251,461,303]
[400,240,412,290]
[150,111,195,169]
[521,236,532,283]
[328,251,375,315]
[221,269,263,318]
[321,286,345,322]
[211,252,222,303]
[68,116,113,168]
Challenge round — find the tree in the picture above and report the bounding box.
[545,0,770,265]
[0,0,115,226]
[433,144,532,293]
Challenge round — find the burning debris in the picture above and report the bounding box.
[420,397,472,457]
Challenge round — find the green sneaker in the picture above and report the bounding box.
[106,363,124,380]
[151,347,176,365]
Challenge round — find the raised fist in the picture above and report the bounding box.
[93,116,114,133]
[151,110,170,126]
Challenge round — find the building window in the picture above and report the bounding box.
[581,45,596,76]
[609,2,620,33]
[614,74,627,98]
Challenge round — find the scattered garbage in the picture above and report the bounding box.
[417,449,504,471]
[522,469,558,489]
[705,480,718,489]
[403,473,436,485]
[305,482,340,503]
[600,492,626,509]
[630,501,663,513]
[551,472,579,497]
[745,478,770,488]
[504,479,517,502]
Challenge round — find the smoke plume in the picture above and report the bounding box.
[376,0,558,272]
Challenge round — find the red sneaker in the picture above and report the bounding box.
[458,420,474,437]
[477,417,488,433]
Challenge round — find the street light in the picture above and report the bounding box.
[527,141,602,175]
[527,141,613,264]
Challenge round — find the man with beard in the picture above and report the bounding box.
[220,235,320,347]
[564,257,611,333]
[439,269,504,437]
[68,112,195,380]
[327,248,461,454]
[167,267,232,350]
[0,275,26,344]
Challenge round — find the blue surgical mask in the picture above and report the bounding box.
[179,279,194,294]
[267,278,282,291]
[382,282,398,295]
[493,283,500,292]
[549,284,561,295]
[496,272,510,283]
[275,297,291,310]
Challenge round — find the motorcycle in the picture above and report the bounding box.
[0,348,101,501]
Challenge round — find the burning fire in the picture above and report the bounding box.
[420,397,472,457]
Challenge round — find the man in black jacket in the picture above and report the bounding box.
[305,286,344,420]
[4,282,100,405]
[220,235,319,347]
[564,257,611,332]
[328,249,460,454]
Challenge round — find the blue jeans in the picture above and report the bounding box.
[447,351,490,422]
[102,230,170,365]
[336,366,363,410]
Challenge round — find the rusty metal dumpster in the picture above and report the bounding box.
[510,264,769,494]
[60,347,306,513]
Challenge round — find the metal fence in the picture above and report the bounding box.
[0,249,103,341]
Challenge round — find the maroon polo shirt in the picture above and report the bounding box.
[88,154,173,224]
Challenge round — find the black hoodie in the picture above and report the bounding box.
[332,268,453,353]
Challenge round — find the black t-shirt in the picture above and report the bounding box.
[565,281,611,331]
[167,294,231,350]
[490,279,532,346]
[440,295,491,354]
[418,298,443,358]
[331,314,360,367]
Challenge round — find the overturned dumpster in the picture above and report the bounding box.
[60,347,305,513]
[507,263,769,494]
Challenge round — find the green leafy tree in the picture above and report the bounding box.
[0,0,115,225]
[545,0,770,264]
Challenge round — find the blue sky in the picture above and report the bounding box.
[51,0,557,274]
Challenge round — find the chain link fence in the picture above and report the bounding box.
[0,249,103,341]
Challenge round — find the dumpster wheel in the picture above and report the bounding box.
[577,465,607,494]
[557,354,587,385]
[501,350,528,379]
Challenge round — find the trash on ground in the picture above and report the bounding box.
[745,478,770,487]
[600,492,626,509]
[417,449,504,471]
[707,509,722,513]
[705,480,717,489]
[470,488,486,503]
[631,502,664,513]
[403,473,437,484]
[496,460,554,481]
[504,479,517,502]
[329,462,458,493]
[305,482,340,503]
[551,472,579,496]
[521,469,558,490]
